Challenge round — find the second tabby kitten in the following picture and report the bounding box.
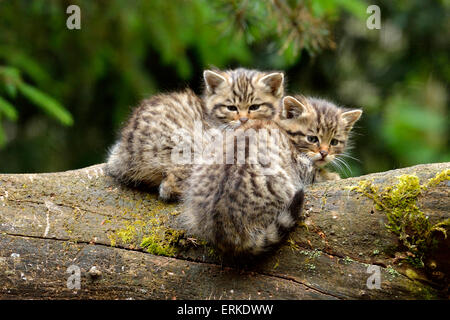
[277,95,362,182]
[106,68,284,200]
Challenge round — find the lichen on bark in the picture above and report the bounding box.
[349,169,450,268]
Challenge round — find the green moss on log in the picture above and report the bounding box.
[349,169,450,268]
[106,197,186,256]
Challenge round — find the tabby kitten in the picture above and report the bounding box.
[180,100,315,256]
[106,68,284,200]
[276,95,362,182]
[203,68,284,128]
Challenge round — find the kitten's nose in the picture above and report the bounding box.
[319,150,328,158]
[239,117,249,123]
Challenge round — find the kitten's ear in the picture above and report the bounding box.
[341,110,362,129]
[282,96,309,119]
[258,72,284,97]
[204,70,227,94]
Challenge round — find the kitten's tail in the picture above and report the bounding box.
[254,188,305,255]
[232,188,306,256]
[288,189,305,222]
[105,141,132,184]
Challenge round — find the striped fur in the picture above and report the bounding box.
[276,95,362,182]
[180,119,314,256]
[106,89,203,194]
[204,68,284,128]
[105,68,285,200]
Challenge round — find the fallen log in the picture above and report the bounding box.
[0,162,448,299]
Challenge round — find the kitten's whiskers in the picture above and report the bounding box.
[336,153,361,163]
[333,157,352,176]
[330,159,345,174]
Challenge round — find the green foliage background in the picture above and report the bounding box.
[0,0,449,176]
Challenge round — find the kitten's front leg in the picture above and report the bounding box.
[158,166,191,201]
[314,168,341,182]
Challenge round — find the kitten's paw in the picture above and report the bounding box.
[158,182,176,201]
[314,169,341,182]
[159,176,182,201]
[326,172,341,181]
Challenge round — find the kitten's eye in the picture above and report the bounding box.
[307,136,319,143]
[249,104,260,111]
[227,105,238,112]
[330,139,338,146]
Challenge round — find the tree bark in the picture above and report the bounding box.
[0,162,448,300]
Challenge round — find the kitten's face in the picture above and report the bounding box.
[277,96,362,168]
[203,68,284,128]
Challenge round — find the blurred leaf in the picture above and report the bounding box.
[335,0,367,20]
[0,47,52,85]
[382,94,447,165]
[281,41,299,66]
[0,96,18,121]
[311,0,339,17]
[0,116,5,148]
[17,83,73,126]
[0,66,20,98]
[0,66,21,82]
[4,82,17,98]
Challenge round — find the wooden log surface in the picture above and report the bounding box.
[0,162,448,300]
